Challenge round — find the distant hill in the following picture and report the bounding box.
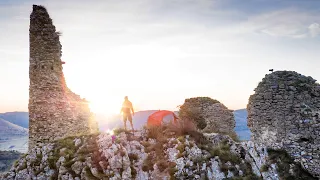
[0,150,21,172]
[233,109,251,141]
[234,109,247,124]
[0,112,29,128]
[0,119,28,138]
[97,110,159,132]
[0,109,251,144]
[0,119,28,153]
[98,109,251,141]
[96,110,182,131]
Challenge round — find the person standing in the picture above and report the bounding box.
[120,96,135,132]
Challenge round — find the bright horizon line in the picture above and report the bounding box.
[0,107,247,114]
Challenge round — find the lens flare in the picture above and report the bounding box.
[106,129,114,135]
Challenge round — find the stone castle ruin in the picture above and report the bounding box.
[247,71,320,177]
[179,97,236,135]
[28,5,98,149]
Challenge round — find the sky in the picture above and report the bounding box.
[0,0,320,115]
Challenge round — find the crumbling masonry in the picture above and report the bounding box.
[28,5,98,149]
[179,97,236,135]
[247,71,320,177]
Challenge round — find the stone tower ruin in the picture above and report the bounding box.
[29,5,98,149]
[247,71,320,177]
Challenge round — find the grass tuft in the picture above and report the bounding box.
[260,164,269,172]
[157,159,169,172]
[267,148,317,180]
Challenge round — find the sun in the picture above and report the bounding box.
[88,98,121,117]
[89,97,140,117]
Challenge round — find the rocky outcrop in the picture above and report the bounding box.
[28,5,98,149]
[179,97,236,135]
[247,71,320,178]
[3,127,313,180]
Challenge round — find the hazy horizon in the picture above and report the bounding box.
[1,0,320,115]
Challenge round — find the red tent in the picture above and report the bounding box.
[147,110,179,126]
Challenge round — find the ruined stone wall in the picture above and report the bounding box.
[247,71,320,177]
[28,5,97,149]
[179,97,236,135]
[202,103,236,135]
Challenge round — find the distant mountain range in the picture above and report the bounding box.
[0,119,28,138]
[0,112,28,128]
[233,109,251,141]
[96,110,159,131]
[0,118,28,153]
[0,109,251,153]
[98,109,251,140]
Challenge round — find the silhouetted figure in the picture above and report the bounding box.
[269,69,274,73]
[120,96,135,132]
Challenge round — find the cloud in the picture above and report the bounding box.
[244,8,320,39]
[308,23,320,37]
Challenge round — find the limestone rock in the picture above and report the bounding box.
[71,161,83,175]
[3,132,316,180]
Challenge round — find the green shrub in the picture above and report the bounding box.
[188,130,209,146]
[113,128,127,136]
[209,142,241,165]
[192,156,206,164]
[63,160,75,168]
[13,160,19,167]
[17,162,27,171]
[115,139,121,144]
[220,163,229,175]
[267,148,317,180]
[169,166,178,180]
[260,164,269,172]
[209,147,221,158]
[57,137,75,148]
[177,136,185,142]
[176,144,185,153]
[219,151,241,164]
[48,156,58,169]
[84,166,99,180]
[36,153,43,160]
[79,155,86,162]
[78,147,90,155]
[171,139,178,145]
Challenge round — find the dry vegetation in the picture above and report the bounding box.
[266,148,317,180]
